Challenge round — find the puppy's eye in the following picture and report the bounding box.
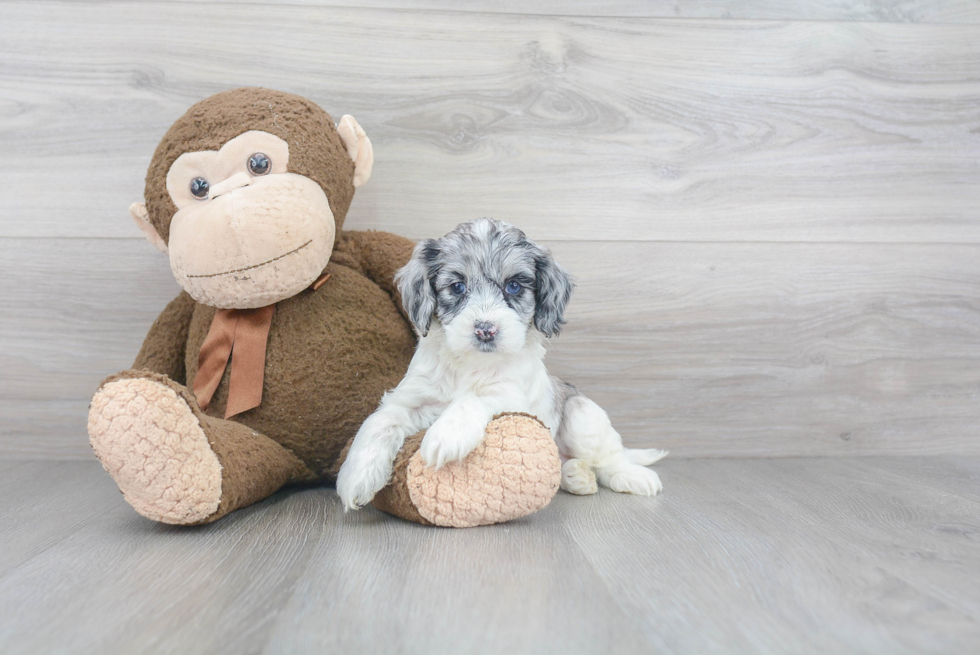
[450,282,467,295]
[505,280,522,295]
[189,177,209,199]
[247,152,271,176]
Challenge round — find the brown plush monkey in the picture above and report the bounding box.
[88,88,559,527]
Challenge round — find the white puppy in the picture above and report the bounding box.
[337,218,665,511]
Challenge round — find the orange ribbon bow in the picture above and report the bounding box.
[192,273,330,420]
[193,305,276,419]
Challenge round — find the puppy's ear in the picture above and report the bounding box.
[532,244,574,338]
[395,239,439,337]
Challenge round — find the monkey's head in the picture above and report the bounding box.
[130,87,374,309]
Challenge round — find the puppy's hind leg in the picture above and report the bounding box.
[557,395,664,496]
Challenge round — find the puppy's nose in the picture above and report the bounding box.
[474,321,498,343]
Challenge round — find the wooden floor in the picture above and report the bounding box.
[1,457,977,654]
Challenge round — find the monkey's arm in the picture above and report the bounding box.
[132,291,196,384]
[333,230,415,318]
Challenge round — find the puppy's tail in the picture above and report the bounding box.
[624,448,668,466]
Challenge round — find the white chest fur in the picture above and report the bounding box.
[409,327,561,434]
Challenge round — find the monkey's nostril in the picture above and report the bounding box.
[474,321,498,343]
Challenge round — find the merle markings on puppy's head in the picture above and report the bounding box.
[395,218,574,354]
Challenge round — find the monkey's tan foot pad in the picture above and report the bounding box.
[373,413,562,528]
[88,377,222,525]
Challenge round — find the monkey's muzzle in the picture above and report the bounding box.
[168,173,336,309]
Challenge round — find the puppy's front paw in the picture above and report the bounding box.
[598,464,663,496]
[419,414,486,469]
[337,452,394,512]
[561,459,598,495]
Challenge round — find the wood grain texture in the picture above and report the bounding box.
[231,0,980,22]
[0,468,331,654]
[548,240,980,457]
[0,461,116,577]
[40,0,980,23]
[565,457,980,654]
[0,458,978,654]
[2,2,980,242]
[262,493,655,655]
[859,456,980,504]
[3,1,979,459]
[3,238,979,459]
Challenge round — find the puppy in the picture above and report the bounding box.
[337,218,665,511]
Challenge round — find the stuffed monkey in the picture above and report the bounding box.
[87,88,560,527]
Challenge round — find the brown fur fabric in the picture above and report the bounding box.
[332,230,417,320]
[144,87,356,245]
[133,291,196,383]
[130,236,416,480]
[181,256,415,477]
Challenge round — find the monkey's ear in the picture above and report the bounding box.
[129,202,168,254]
[337,115,374,188]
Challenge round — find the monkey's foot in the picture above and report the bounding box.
[88,376,222,525]
[371,413,562,527]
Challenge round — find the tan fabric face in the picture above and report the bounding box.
[143,88,356,246]
[166,131,290,209]
[169,172,335,309]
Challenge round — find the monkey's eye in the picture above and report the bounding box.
[247,152,271,176]
[505,280,522,295]
[189,177,209,200]
[450,282,467,295]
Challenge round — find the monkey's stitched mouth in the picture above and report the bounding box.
[187,240,313,278]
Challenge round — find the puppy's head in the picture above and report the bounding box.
[396,218,573,355]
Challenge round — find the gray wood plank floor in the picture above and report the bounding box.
[1,457,977,654]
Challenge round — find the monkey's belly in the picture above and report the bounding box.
[185,263,415,476]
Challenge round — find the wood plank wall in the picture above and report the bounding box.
[2,1,979,458]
